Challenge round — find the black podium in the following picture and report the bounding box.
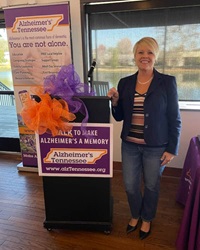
[42,97,113,233]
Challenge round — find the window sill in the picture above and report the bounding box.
[179,101,200,111]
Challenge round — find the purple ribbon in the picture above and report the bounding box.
[43,64,95,126]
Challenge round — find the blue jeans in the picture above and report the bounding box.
[122,141,166,222]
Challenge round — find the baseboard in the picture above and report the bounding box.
[113,161,182,178]
[163,166,182,177]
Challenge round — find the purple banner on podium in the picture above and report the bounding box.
[36,123,113,177]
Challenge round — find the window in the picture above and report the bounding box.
[0,27,13,91]
[83,1,200,103]
[0,11,12,92]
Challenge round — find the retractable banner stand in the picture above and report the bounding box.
[4,3,72,170]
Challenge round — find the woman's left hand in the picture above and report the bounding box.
[160,152,175,166]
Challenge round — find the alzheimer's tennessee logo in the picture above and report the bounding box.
[12,14,64,33]
[43,148,107,164]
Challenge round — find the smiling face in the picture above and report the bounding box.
[134,44,156,72]
[133,37,159,73]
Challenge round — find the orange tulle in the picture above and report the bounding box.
[20,88,76,136]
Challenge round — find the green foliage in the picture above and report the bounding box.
[110,48,119,68]
[0,38,9,63]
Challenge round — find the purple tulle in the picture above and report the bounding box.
[43,64,95,125]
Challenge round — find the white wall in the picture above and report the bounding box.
[112,111,200,169]
[1,0,200,169]
[172,111,200,169]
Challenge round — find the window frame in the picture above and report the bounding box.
[0,11,5,28]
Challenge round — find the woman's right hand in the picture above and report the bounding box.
[107,87,119,106]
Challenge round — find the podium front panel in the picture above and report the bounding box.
[42,97,113,232]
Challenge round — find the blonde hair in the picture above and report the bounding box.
[133,37,159,60]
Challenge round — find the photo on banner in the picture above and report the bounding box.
[4,2,72,167]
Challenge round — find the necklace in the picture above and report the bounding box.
[137,76,153,85]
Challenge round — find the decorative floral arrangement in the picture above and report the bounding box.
[21,64,94,136]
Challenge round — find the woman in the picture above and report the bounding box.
[108,37,181,240]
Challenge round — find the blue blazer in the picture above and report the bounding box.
[112,69,182,155]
